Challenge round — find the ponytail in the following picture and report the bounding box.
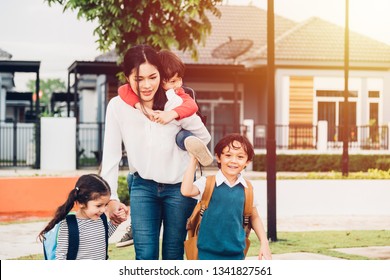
[38,188,78,242]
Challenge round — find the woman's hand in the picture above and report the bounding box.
[107,200,129,225]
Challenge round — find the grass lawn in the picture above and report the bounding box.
[15,230,390,260]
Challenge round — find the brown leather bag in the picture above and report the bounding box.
[184,175,254,260]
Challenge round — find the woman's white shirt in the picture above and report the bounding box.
[100,96,211,201]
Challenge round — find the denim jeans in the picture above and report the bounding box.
[175,129,193,151]
[130,173,196,260]
[127,172,134,195]
[127,173,134,225]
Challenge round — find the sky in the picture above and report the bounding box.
[1,0,390,91]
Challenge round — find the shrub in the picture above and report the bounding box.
[117,176,130,206]
[253,154,390,172]
[375,158,390,171]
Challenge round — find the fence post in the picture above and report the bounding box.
[243,119,254,171]
[98,122,103,164]
[13,120,17,166]
[317,121,328,152]
[388,123,390,151]
[34,119,41,169]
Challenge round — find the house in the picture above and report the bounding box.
[0,48,41,168]
[244,16,390,151]
[72,5,390,154]
[3,5,390,169]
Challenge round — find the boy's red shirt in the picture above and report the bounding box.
[117,84,198,119]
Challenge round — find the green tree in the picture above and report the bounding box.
[26,78,66,108]
[45,0,222,61]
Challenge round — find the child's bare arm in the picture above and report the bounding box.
[181,154,200,197]
[250,207,272,260]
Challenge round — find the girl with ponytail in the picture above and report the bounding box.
[38,174,126,260]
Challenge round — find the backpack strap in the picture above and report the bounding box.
[243,179,254,237]
[100,213,109,260]
[182,86,207,125]
[65,214,79,260]
[200,175,216,215]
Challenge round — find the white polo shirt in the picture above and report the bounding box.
[193,170,259,207]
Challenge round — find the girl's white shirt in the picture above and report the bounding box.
[100,96,211,201]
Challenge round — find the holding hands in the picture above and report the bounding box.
[107,200,129,226]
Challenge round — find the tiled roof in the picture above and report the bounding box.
[95,6,390,67]
[0,48,12,59]
[95,5,297,65]
[175,5,297,65]
[246,17,390,65]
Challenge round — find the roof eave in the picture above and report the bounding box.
[244,58,390,71]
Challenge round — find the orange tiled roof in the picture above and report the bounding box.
[94,5,390,67]
[176,5,297,65]
[245,17,390,65]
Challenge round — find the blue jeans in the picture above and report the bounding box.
[127,173,134,225]
[175,129,193,151]
[130,173,196,260]
[127,172,134,195]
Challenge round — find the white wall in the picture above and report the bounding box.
[40,117,76,171]
[276,68,390,126]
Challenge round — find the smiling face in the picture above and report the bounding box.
[78,194,111,220]
[216,140,249,179]
[162,73,183,91]
[127,62,161,108]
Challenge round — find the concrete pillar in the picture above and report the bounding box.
[388,122,390,151]
[40,117,76,171]
[243,119,254,171]
[317,120,328,152]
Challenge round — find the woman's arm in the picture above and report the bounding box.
[181,154,200,197]
[250,207,272,260]
[99,99,129,224]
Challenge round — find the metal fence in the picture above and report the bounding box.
[0,121,37,168]
[253,124,389,150]
[77,122,104,168]
[1,121,388,169]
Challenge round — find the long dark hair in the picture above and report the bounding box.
[38,174,111,241]
[122,44,167,112]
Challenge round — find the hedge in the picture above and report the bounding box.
[253,154,390,172]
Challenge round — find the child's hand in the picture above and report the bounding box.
[258,243,272,260]
[153,110,179,124]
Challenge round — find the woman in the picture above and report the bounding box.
[100,45,211,260]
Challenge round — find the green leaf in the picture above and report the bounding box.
[45,0,223,63]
